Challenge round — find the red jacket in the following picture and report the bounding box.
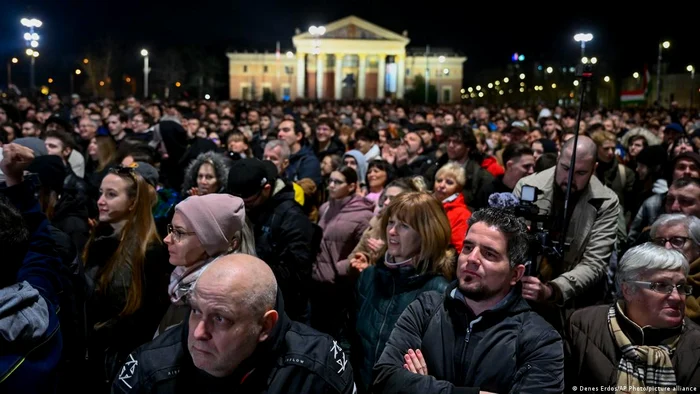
[481,155,505,177]
[442,193,471,253]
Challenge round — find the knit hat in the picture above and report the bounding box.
[636,145,667,169]
[227,158,277,199]
[174,194,246,256]
[27,155,67,193]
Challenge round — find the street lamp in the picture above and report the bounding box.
[633,72,640,79]
[21,17,42,92]
[657,40,671,103]
[573,33,593,57]
[546,66,553,74]
[438,55,446,63]
[141,49,150,98]
[519,73,525,80]
[604,76,610,82]
[7,57,19,87]
[688,65,696,107]
[309,25,325,55]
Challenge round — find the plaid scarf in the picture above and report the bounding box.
[608,302,680,393]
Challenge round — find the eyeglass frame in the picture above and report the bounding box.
[626,280,693,296]
[651,236,690,249]
[167,224,196,243]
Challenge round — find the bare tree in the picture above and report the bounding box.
[153,49,185,99]
[82,39,119,98]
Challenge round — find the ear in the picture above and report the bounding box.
[621,282,634,300]
[258,309,279,343]
[230,236,240,252]
[505,159,514,171]
[510,264,526,286]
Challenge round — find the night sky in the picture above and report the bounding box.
[2,0,699,93]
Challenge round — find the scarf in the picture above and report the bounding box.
[685,256,700,322]
[608,301,680,393]
[168,255,221,305]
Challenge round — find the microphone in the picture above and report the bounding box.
[488,192,520,209]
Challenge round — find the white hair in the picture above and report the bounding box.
[650,213,700,247]
[265,139,290,160]
[616,243,688,298]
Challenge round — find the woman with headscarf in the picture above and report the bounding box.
[157,193,257,336]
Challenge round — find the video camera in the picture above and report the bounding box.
[513,185,566,277]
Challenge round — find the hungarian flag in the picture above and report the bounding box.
[620,65,650,104]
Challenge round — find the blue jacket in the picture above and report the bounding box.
[284,144,322,186]
[0,181,63,393]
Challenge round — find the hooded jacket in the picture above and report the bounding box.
[0,181,63,393]
[315,195,375,283]
[181,151,230,196]
[111,290,355,393]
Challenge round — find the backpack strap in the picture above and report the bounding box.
[618,164,626,187]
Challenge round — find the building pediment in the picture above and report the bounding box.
[293,15,410,44]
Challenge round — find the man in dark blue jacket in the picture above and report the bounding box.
[373,208,564,394]
[0,143,63,393]
[112,254,354,393]
[277,119,322,186]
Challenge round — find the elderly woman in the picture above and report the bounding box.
[566,243,700,391]
[352,191,454,393]
[433,162,471,252]
[182,151,230,196]
[650,214,700,324]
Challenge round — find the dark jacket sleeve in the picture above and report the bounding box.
[275,209,313,285]
[296,154,322,186]
[2,181,62,307]
[372,295,477,394]
[110,352,144,393]
[509,317,565,394]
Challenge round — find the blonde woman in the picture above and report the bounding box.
[434,162,471,253]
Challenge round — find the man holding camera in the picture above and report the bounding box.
[514,136,619,329]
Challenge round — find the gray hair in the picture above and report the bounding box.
[616,243,688,298]
[264,139,290,160]
[650,213,700,247]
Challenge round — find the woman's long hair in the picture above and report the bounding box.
[379,191,454,280]
[83,169,161,320]
[95,135,117,172]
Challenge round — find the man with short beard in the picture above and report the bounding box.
[373,208,564,394]
[514,135,619,328]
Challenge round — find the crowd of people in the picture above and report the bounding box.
[1,92,699,393]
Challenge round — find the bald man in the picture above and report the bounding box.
[112,254,355,393]
[513,135,619,330]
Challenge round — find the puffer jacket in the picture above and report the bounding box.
[314,195,374,283]
[353,257,451,393]
[181,151,230,196]
[372,283,564,394]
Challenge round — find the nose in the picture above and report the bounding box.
[164,233,172,245]
[388,223,398,236]
[193,319,211,341]
[667,286,683,303]
[670,200,681,213]
[97,195,106,206]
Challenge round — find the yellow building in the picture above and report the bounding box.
[226,15,467,102]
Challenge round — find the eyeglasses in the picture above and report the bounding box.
[651,236,690,249]
[167,224,196,243]
[627,281,693,296]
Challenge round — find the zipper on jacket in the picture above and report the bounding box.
[374,278,396,359]
[512,363,532,392]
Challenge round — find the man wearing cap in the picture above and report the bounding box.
[227,158,316,322]
[495,121,529,167]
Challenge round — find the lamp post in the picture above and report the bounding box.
[308,26,325,99]
[141,49,149,98]
[688,65,695,108]
[573,33,593,58]
[21,18,42,93]
[657,41,670,104]
[7,57,18,88]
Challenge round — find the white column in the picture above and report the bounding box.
[334,54,343,100]
[377,54,386,99]
[296,52,305,98]
[357,54,367,99]
[396,53,406,99]
[316,54,324,99]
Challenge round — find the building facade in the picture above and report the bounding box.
[227,15,467,102]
